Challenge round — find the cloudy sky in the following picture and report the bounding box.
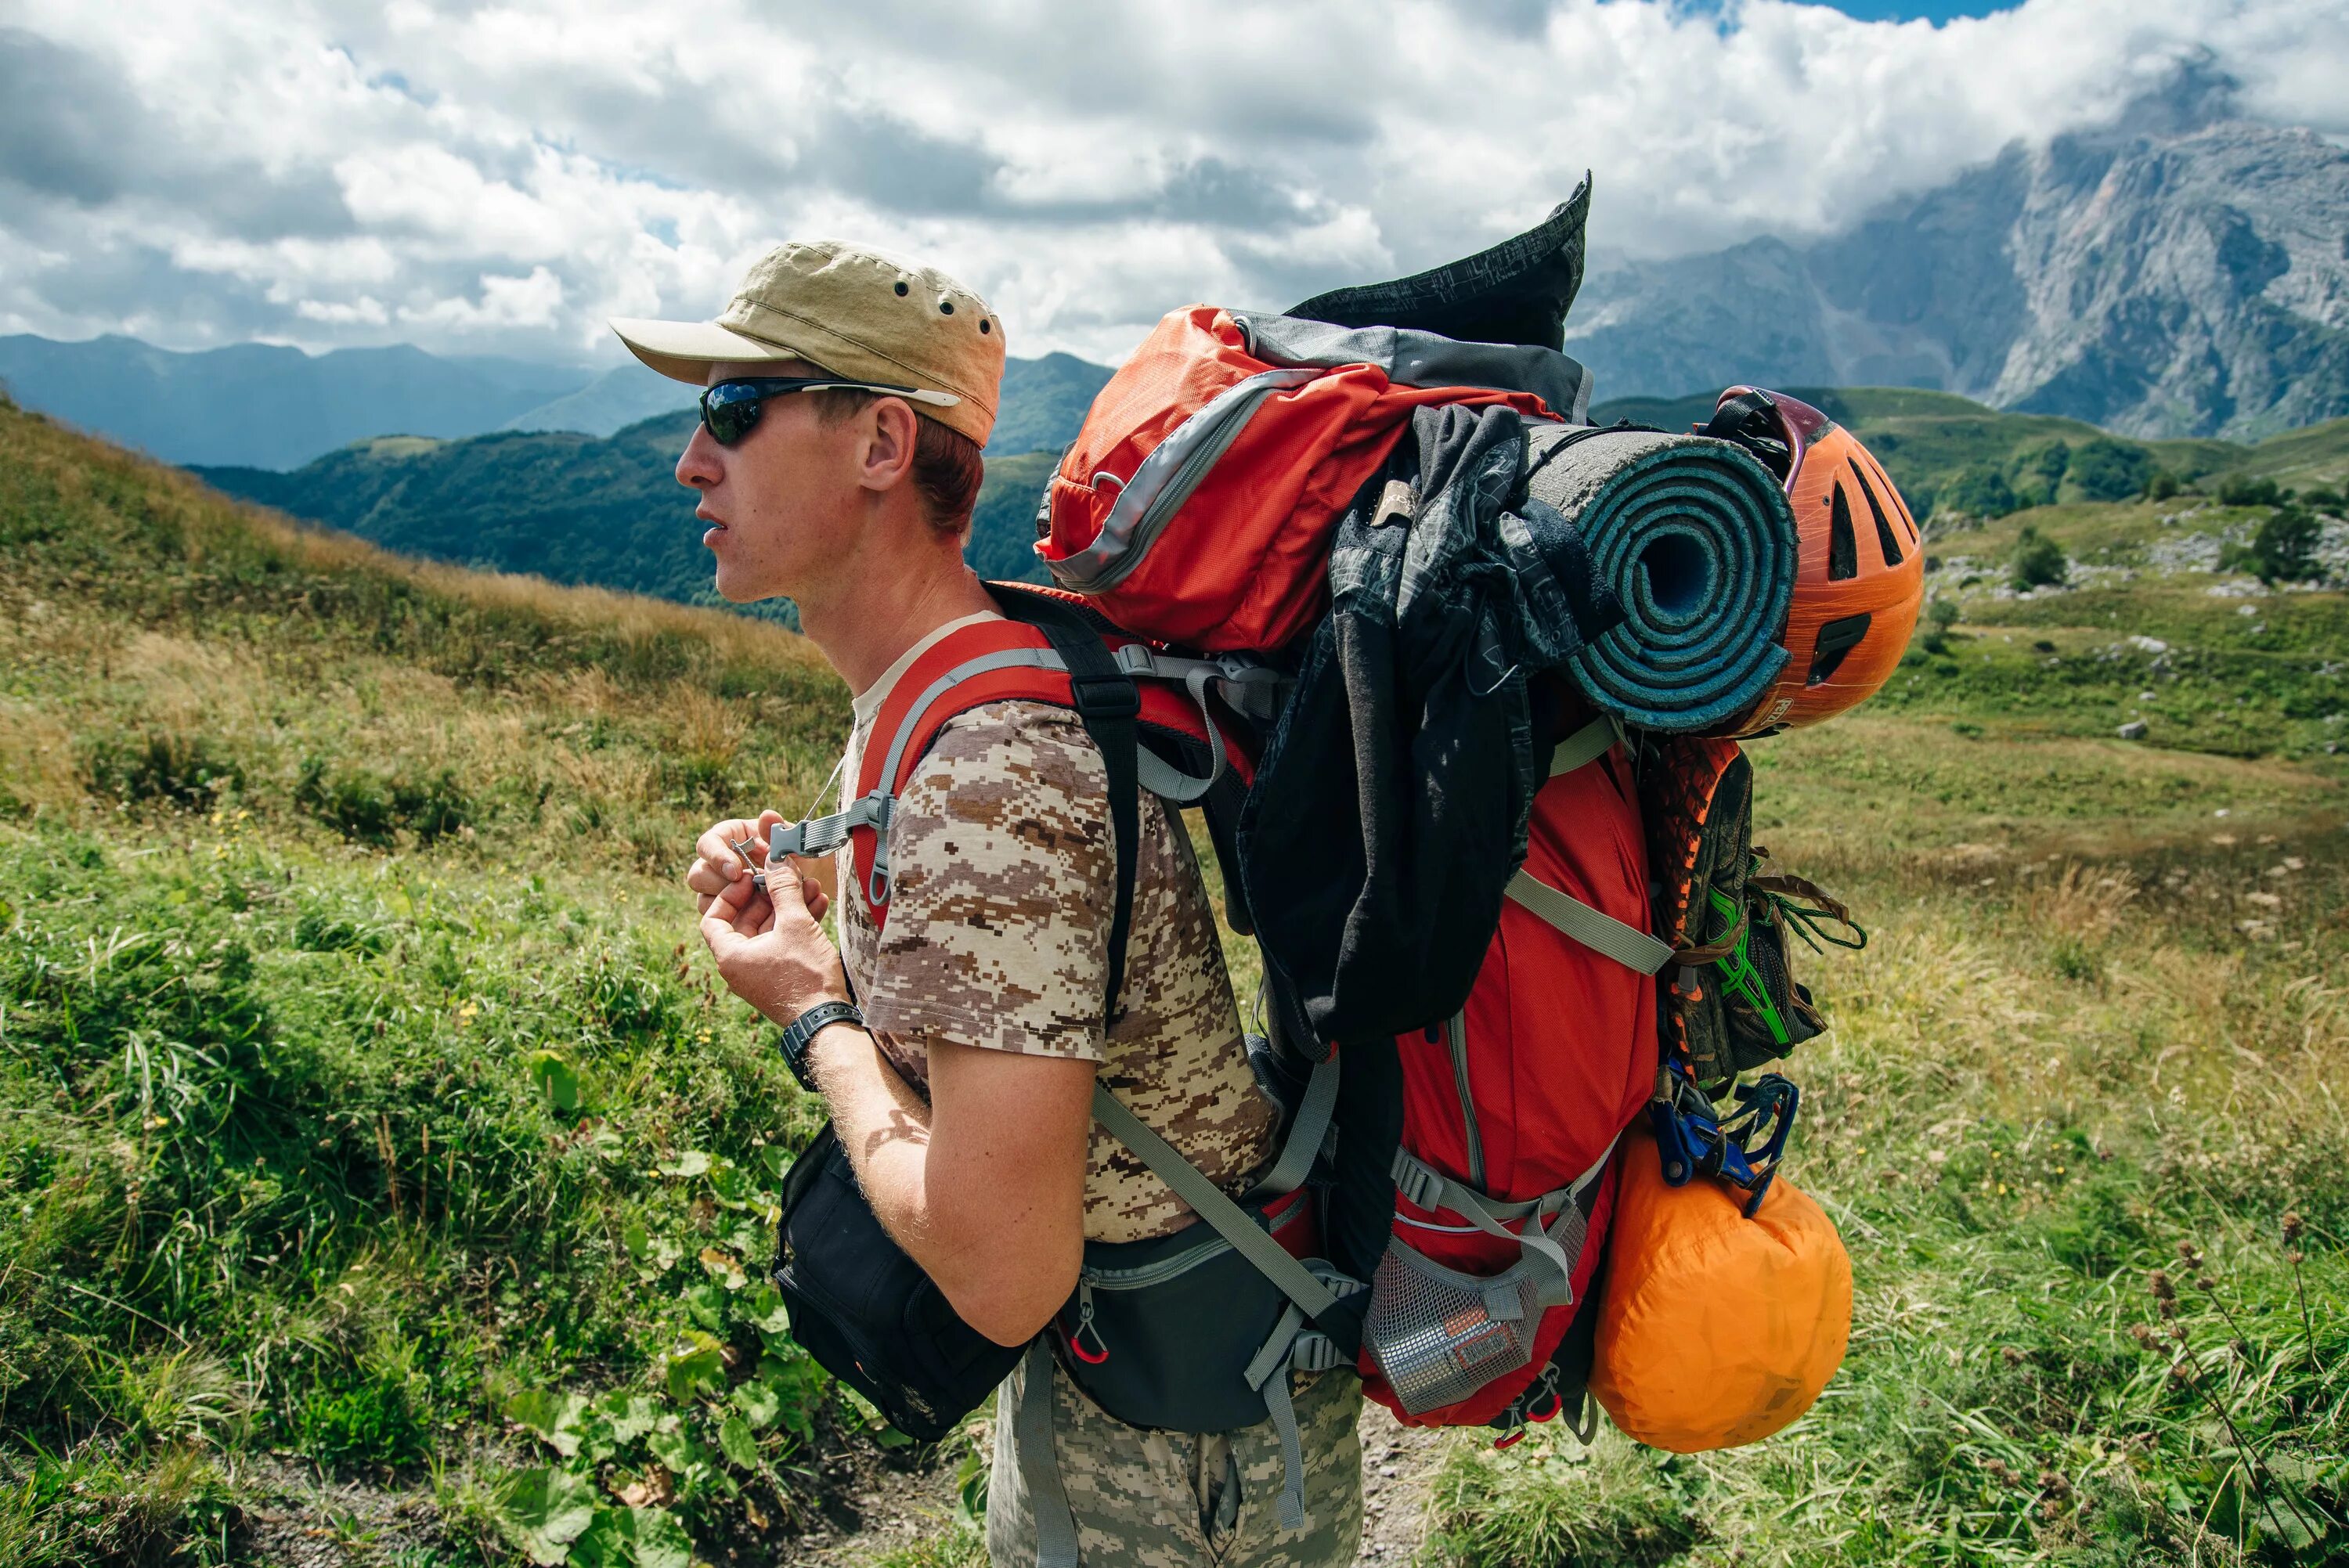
[2,0,2343,367]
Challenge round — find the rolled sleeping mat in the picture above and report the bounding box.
[1524,425,1798,734]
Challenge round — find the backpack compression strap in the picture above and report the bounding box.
[1505,717,1675,975]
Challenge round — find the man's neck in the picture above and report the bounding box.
[796,539,1000,697]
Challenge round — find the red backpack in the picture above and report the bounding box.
[769,307,1839,1551]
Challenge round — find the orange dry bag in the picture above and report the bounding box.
[1589,1123,1851,1451]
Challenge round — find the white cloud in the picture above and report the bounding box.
[0,0,2340,365]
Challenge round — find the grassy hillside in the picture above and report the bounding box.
[1589,387,2349,521]
[5,387,2347,1566]
[193,415,1059,618]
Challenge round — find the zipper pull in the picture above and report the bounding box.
[1066,1281,1110,1365]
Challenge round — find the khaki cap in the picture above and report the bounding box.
[610,239,1004,445]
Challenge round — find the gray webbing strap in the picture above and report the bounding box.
[1260,1362,1308,1533]
[1243,1053,1338,1202]
[1548,716,1622,777]
[1014,1340,1081,1568]
[1391,1148,1562,1223]
[1387,1141,1617,1310]
[766,791,888,861]
[1505,869,1674,975]
[1091,1085,1341,1323]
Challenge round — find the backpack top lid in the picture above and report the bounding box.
[1286,175,1592,353]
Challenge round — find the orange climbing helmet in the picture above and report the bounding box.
[1700,388,1925,737]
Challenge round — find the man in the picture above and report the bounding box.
[614,240,1362,1566]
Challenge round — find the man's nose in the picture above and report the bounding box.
[677,424,723,489]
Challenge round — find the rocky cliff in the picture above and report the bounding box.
[1569,73,2349,440]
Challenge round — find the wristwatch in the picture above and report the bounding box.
[777,1000,863,1094]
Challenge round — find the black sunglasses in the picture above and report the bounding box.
[698,376,962,446]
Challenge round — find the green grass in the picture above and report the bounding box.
[7,387,2349,1565]
[0,394,856,1565]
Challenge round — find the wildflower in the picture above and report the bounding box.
[2282,1212,2304,1245]
[2149,1269,2178,1318]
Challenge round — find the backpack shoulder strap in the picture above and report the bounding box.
[767,606,1142,1026]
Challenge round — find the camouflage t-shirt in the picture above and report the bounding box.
[835,619,1277,1244]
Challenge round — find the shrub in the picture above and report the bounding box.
[2144,469,2182,501]
[2216,473,2282,508]
[2068,438,2155,501]
[2302,484,2344,511]
[1918,597,1961,655]
[2008,440,2070,507]
[2010,524,2069,590]
[2221,505,2324,585]
[1942,465,2019,520]
[294,758,471,845]
[78,730,242,809]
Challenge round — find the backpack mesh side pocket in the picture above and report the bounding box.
[1365,1241,1548,1415]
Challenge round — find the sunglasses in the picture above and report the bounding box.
[698,376,962,446]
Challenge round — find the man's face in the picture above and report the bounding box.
[675,359,869,604]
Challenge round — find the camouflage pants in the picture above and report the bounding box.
[986,1346,1363,1567]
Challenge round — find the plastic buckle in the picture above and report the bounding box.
[1067,672,1141,722]
[1492,1428,1528,1450]
[1526,1389,1564,1424]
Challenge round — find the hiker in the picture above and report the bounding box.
[616,241,1363,1566]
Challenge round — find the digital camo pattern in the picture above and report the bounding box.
[837,699,1277,1243]
[986,1354,1363,1568]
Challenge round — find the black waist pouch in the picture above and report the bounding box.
[770,1123,1023,1442]
[1056,1188,1353,1433]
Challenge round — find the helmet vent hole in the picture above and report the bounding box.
[1854,467,1904,566]
[1809,613,1873,687]
[1827,483,1858,582]
[1636,532,1712,622]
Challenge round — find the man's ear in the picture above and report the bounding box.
[857,397,922,496]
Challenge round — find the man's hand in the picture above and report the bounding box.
[691,816,846,1026]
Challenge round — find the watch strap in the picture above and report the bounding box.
[778,1000,863,1093]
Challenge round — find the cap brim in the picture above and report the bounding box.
[608,317,807,386]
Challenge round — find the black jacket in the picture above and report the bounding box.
[1239,402,1622,1044]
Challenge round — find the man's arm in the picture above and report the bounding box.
[691,836,1091,1345]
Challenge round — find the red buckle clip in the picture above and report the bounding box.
[1492,1428,1527,1450]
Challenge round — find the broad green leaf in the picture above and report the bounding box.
[717,1414,760,1469]
[663,1333,726,1403]
[697,1246,747,1291]
[681,1281,726,1332]
[622,1506,695,1568]
[589,1125,625,1160]
[734,1281,789,1335]
[507,1390,590,1458]
[709,1162,756,1209]
[494,1465,596,1565]
[525,1051,581,1112]
[565,1508,629,1568]
[568,1504,691,1568]
[730,1379,781,1431]
[597,1390,659,1447]
[760,1144,791,1181]
[657,1150,710,1178]
[622,1220,651,1260]
[644,1427,693,1473]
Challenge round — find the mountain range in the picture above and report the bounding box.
[0,333,1110,469]
[0,333,593,470]
[1564,69,2349,441]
